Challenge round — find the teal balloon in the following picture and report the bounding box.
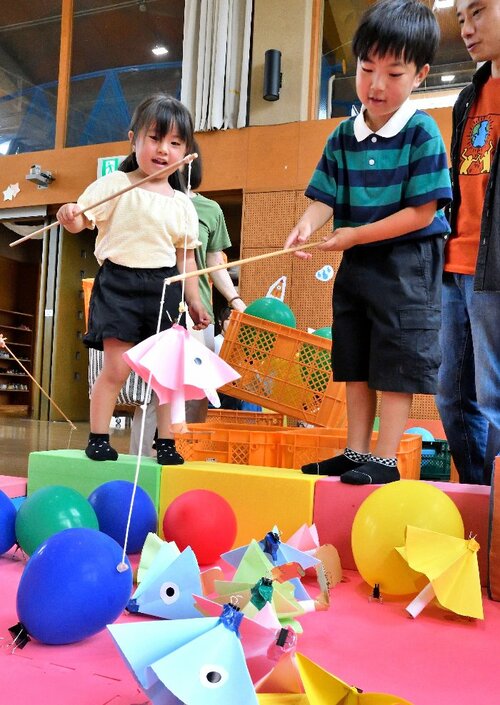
[0,490,16,554]
[313,326,333,340]
[245,297,296,328]
[405,426,435,443]
[15,485,99,556]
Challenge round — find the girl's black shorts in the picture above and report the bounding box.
[84,259,183,350]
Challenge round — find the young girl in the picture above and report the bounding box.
[57,94,210,464]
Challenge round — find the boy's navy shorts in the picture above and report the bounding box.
[84,260,183,350]
[332,236,444,394]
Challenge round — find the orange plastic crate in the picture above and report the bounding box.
[82,278,94,330]
[174,422,284,467]
[219,311,346,427]
[206,409,285,426]
[277,428,422,480]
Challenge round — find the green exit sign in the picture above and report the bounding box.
[97,156,126,178]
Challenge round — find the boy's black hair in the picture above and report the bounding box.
[352,0,440,70]
[119,93,194,192]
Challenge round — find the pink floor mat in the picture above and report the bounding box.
[1,546,499,705]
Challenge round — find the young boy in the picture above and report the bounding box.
[285,0,452,485]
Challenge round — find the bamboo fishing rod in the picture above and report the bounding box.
[165,240,320,285]
[9,153,198,248]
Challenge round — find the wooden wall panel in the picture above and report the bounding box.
[242,191,297,248]
[239,247,295,308]
[0,108,453,213]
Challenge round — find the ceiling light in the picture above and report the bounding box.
[433,0,454,9]
[152,45,168,56]
[441,74,456,82]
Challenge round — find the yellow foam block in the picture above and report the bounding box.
[159,461,318,548]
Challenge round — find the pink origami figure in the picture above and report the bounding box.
[123,324,240,432]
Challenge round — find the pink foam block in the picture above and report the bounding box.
[0,475,27,499]
[313,478,490,586]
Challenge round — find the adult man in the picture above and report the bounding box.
[436,0,500,484]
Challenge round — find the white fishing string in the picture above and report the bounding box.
[117,163,193,571]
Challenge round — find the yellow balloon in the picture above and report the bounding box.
[351,480,464,596]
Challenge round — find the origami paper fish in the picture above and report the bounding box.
[254,626,303,694]
[127,544,202,619]
[108,604,258,705]
[123,323,240,432]
[295,653,414,705]
[396,525,484,620]
[193,595,302,693]
[222,529,320,572]
[214,541,305,630]
[136,532,179,583]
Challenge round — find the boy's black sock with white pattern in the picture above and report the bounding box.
[301,447,371,476]
[341,456,399,485]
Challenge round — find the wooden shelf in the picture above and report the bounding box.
[0,309,34,413]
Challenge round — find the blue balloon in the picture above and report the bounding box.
[88,480,157,554]
[17,527,132,645]
[405,426,435,443]
[0,490,17,554]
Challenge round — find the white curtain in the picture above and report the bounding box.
[181,0,253,131]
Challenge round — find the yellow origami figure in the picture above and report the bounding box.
[258,696,307,705]
[295,653,414,705]
[396,525,483,620]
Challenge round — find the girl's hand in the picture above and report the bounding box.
[56,203,89,233]
[318,227,359,252]
[56,203,80,227]
[188,301,211,330]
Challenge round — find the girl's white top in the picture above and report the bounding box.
[77,171,201,268]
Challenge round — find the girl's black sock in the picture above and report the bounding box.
[156,438,184,466]
[85,432,118,461]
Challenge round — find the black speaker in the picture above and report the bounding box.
[263,49,282,101]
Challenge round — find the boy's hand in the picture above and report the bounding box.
[188,301,211,330]
[319,227,359,252]
[284,223,314,260]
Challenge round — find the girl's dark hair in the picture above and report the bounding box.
[119,93,194,192]
[352,0,440,70]
[188,138,203,191]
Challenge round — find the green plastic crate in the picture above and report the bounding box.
[419,440,451,481]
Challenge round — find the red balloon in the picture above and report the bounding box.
[162,490,237,565]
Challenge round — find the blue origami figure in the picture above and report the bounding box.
[127,544,202,619]
[222,528,320,572]
[108,604,259,705]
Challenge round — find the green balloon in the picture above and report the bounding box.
[245,297,296,328]
[300,327,333,390]
[313,326,333,340]
[15,485,99,556]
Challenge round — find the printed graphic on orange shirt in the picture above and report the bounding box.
[460,117,495,176]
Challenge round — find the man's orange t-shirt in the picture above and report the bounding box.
[445,77,500,274]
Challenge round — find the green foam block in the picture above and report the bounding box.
[27,449,161,509]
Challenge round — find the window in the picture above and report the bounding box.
[67,0,185,147]
[320,0,475,119]
[0,2,61,154]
